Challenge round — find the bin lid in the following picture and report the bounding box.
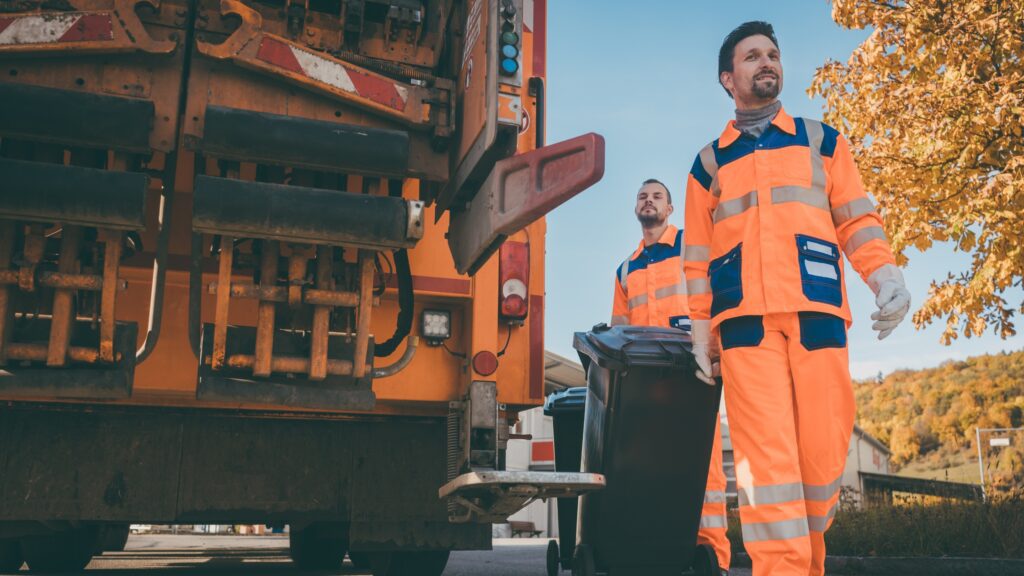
[573,323,693,371]
[543,386,587,415]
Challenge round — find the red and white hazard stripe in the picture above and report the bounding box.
[0,13,113,46]
[256,37,409,112]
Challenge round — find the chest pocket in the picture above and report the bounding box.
[709,243,743,317]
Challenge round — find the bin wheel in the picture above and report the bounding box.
[0,539,23,572]
[571,544,595,576]
[546,540,560,575]
[20,525,99,573]
[690,544,721,576]
[348,550,371,569]
[288,524,347,570]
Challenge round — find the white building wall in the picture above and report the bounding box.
[505,406,556,537]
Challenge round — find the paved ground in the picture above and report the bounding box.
[1,534,754,575]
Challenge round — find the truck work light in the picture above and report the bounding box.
[422,309,452,344]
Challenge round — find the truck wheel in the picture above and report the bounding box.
[0,539,23,572]
[370,550,450,576]
[546,540,560,576]
[690,544,720,576]
[348,550,371,569]
[571,544,594,576]
[20,525,99,573]
[96,523,131,553]
[288,525,347,570]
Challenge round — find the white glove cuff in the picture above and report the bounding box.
[692,319,712,344]
[867,263,905,296]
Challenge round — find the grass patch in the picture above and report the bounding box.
[726,492,1024,558]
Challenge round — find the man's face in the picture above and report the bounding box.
[721,34,783,106]
[635,182,672,228]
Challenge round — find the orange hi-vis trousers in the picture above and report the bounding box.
[698,418,730,570]
[719,313,854,576]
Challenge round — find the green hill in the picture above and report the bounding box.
[854,350,1024,489]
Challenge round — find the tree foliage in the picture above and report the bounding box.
[854,349,1024,489]
[810,0,1024,343]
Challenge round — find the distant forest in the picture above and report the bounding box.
[854,350,1024,490]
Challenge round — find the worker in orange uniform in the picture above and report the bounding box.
[682,21,911,576]
[611,178,731,575]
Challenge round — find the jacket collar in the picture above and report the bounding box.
[631,224,678,260]
[718,104,795,148]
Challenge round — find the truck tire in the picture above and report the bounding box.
[370,550,450,576]
[0,539,23,572]
[348,550,371,569]
[19,525,99,573]
[288,525,347,570]
[96,523,131,553]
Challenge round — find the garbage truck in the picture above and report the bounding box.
[0,0,605,572]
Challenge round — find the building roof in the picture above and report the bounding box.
[543,350,585,395]
[853,424,892,456]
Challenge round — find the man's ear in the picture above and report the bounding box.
[720,71,734,97]
[666,203,674,217]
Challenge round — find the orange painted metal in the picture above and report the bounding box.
[253,240,279,378]
[0,221,13,365]
[225,353,353,376]
[210,282,359,308]
[309,245,333,381]
[352,250,374,379]
[211,235,234,371]
[99,229,123,363]
[46,226,81,367]
[8,343,102,364]
[0,270,124,292]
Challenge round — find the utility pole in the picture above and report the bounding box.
[976,427,986,501]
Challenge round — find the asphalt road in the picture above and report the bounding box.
[1,535,754,576]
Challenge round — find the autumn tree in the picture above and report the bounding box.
[810,0,1024,343]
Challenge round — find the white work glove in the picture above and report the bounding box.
[867,264,911,340]
[691,319,720,386]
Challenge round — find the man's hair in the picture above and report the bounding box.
[718,21,779,97]
[640,178,671,204]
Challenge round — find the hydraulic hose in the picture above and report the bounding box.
[374,178,415,358]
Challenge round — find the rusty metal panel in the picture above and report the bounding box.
[0,405,181,521]
[0,158,148,230]
[0,82,154,152]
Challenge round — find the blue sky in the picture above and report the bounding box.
[541,0,1024,379]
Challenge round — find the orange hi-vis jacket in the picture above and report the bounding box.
[611,225,690,331]
[683,107,896,328]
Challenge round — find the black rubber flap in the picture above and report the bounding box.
[573,323,693,371]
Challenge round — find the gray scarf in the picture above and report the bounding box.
[735,100,782,138]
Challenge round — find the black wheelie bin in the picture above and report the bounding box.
[544,386,588,576]
[570,324,723,576]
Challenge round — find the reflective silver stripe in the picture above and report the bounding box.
[684,244,711,262]
[610,315,629,326]
[704,490,727,504]
[803,118,827,190]
[686,278,710,295]
[741,518,809,543]
[804,475,844,502]
[654,283,686,300]
[627,294,648,309]
[832,197,876,227]
[713,190,758,223]
[808,502,839,532]
[844,225,887,255]
[618,261,629,292]
[700,515,728,529]
[738,482,804,507]
[698,145,721,198]
[771,186,829,211]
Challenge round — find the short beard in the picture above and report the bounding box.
[637,213,663,228]
[752,78,780,100]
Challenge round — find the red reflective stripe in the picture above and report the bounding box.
[529,294,544,398]
[0,18,15,35]
[345,67,407,111]
[532,0,546,77]
[531,440,554,462]
[256,37,304,75]
[57,14,112,42]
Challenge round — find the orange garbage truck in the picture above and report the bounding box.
[0,0,605,572]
